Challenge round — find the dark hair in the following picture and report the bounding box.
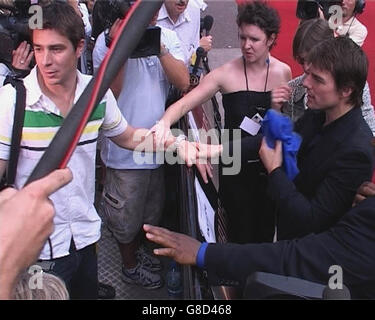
[293,18,334,62]
[307,36,368,108]
[32,1,85,50]
[236,1,280,49]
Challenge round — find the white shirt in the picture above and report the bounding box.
[93,26,185,169]
[0,67,127,259]
[0,63,10,87]
[79,3,92,37]
[332,16,368,47]
[157,2,201,65]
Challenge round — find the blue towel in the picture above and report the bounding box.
[261,109,302,180]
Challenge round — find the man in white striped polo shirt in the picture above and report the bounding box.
[0,2,220,299]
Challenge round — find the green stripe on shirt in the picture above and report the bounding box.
[24,110,63,127]
[23,102,106,128]
[90,102,106,122]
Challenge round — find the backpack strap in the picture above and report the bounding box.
[4,76,27,188]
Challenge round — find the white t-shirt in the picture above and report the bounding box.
[0,63,11,87]
[332,16,368,47]
[93,26,185,169]
[157,2,201,65]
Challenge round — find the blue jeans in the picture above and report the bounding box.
[39,239,98,300]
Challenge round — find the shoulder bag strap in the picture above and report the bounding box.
[5,77,27,187]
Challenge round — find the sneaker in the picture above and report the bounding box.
[122,263,163,290]
[136,246,162,272]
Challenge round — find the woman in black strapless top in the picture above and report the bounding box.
[220,56,274,243]
[151,2,292,244]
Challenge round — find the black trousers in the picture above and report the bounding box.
[42,239,98,300]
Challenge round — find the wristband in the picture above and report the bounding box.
[196,242,208,269]
[172,134,187,152]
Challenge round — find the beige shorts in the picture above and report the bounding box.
[101,167,165,244]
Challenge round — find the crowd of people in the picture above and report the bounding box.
[0,0,374,300]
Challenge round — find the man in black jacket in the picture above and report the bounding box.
[252,36,373,240]
[143,181,375,299]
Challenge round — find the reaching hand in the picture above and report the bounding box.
[195,162,213,184]
[177,140,199,167]
[176,141,221,183]
[148,120,172,151]
[259,138,283,174]
[196,142,223,161]
[143,224,201,266]
[271,84,292,112]
[177,141,222,165]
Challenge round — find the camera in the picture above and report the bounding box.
[0,0,33,66]
[91,0,160,59]
[296,0,343,20]
[91,0,132,39]
[130,26,160,59]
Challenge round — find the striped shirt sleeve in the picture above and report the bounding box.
[0,84,17,161]
[101,89,128,137]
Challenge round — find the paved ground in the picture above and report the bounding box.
[97,208,171,300]
[96,0,241,300]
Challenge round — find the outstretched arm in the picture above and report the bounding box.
[153,69,222,132]
[109,126,222,168]
[143,224,201,265]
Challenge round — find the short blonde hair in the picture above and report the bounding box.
[13,271,69,300]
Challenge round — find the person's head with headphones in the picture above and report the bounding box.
[340,0,365,23]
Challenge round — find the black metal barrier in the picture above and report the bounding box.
[175,109,230,299]
[163,48,234,299]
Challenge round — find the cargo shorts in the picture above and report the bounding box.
[101,166,165,244]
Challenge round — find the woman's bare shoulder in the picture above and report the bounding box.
[212,57,245,91]
[214,56,243,73]
[270,56,292,81]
